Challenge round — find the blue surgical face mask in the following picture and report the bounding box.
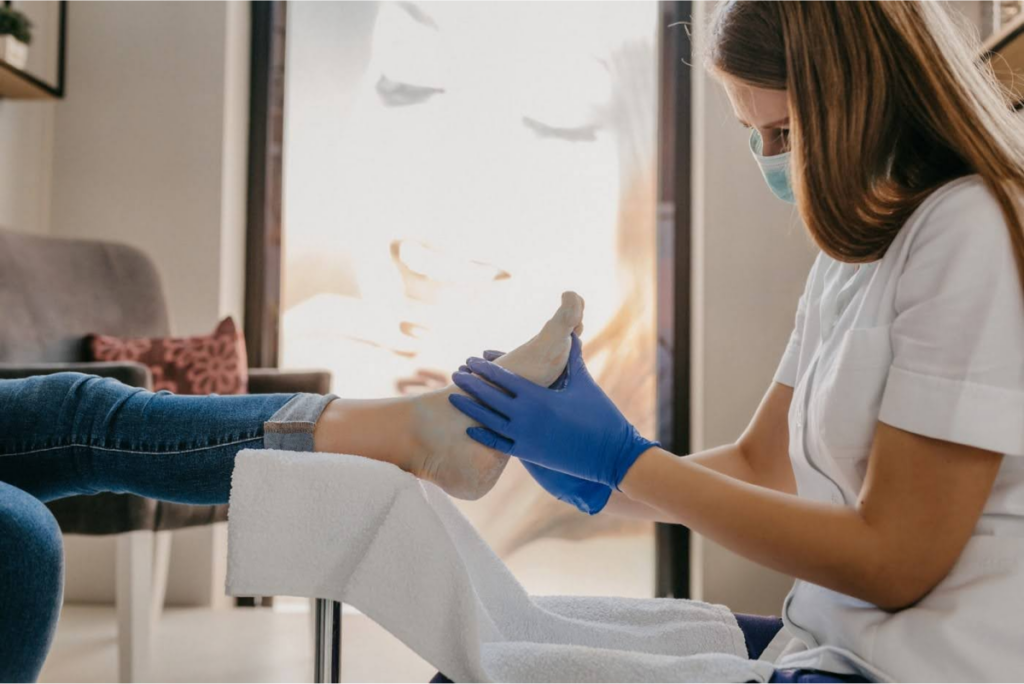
[749,129,795,204]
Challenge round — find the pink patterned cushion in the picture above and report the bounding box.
[88,317,249,395]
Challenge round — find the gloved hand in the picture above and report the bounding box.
[458,350,612,515]
[449,334,659,490]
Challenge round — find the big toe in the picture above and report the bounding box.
[551,291,585,334]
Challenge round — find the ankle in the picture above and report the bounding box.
[313,397,421,471]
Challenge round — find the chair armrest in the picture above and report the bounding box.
[247,368,333,395]
[0,361,153,389]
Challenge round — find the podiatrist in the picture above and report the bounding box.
[450,2,1024,681]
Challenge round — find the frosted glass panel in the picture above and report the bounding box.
[282,1,659,598]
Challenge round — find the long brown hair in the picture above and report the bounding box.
[707,1,1024,290]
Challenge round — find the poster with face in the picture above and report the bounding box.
[282,1,658,597]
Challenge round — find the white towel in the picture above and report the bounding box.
[226,449,776,683]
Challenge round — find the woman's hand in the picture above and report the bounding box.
[459,349,611,515]
[519,461,612,514]
[449,334,659,489]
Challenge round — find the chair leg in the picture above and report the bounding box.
[150,531,172,626]
[116,531,154,683]
[314,599,342,683]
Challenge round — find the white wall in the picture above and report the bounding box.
[48,0,250,606]
[948,2,993,37]
[688,1,817,616]
[0,100,54,235]
[49,0,249,335]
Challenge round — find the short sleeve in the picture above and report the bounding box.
[879,182,1024,456]
[774,256,820,388]
[774,296,806,387]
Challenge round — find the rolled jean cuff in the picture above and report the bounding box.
[263,393,338,452]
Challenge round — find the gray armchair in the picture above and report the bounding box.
[0,227,331,681]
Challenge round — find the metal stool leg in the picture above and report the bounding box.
[314,599,342,683]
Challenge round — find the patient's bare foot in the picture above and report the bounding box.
[410,291,585,500]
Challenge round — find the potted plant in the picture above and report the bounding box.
[0,6,31,70]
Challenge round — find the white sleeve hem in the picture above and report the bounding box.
[773,348,800,388]
[879,366,1024,456]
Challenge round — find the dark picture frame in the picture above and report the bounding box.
[0,0,66,100]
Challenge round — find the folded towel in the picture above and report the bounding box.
[226,449,776,683]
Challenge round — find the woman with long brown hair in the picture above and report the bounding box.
[451,2,1024,680]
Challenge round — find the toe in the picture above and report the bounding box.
[554,291,585,332]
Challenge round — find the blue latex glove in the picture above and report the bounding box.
[458,350,612,515]
[449,333,659,490]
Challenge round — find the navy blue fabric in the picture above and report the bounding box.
[428,667,868,684]
[428,663,868,679]
[770,668,870,683]
[735,613,868,683]
[734,612,785,659]
[737,614,872,684]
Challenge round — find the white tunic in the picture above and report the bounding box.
[770,175,1024,682]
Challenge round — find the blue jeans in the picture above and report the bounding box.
[0,373,336,682]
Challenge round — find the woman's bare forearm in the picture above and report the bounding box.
[602,490,667,520]
[686,443,761,484]
[604,442,787,521]
[619,447,891,605]
[604,384,800,521]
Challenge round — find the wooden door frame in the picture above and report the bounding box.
[654,0,693,599]
[244,0,287,368]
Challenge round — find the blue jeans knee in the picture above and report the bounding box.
[0,481,64,683]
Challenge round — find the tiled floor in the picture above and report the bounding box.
[39,602,434,683]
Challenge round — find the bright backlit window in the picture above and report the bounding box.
[282,0,659,598]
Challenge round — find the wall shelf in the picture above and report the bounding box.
[0,58,60,99]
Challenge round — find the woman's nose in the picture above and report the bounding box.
[758,129,789,157]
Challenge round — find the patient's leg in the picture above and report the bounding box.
[315,291,585,500]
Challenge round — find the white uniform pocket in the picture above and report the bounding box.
[814,325,893,458]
